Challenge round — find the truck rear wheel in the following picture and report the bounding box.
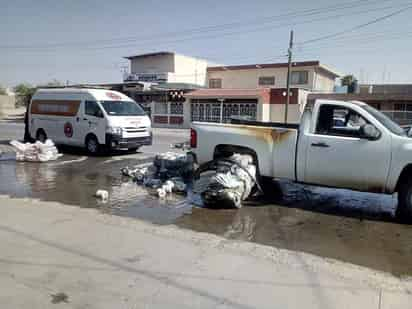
[396,177,412,222]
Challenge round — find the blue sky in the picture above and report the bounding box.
[1,0,412,87]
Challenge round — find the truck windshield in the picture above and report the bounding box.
[361,105,405,136]
[100,101,145,116]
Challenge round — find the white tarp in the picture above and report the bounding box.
[10,139,62,162]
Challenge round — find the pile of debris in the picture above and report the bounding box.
[193,153,258,208]
[121,152,194,198]
[121,151,260,208]
[10,139,62,162]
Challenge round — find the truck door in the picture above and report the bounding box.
[304,103,391,192]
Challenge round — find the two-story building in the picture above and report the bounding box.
[206,60,338,92]
[122,52,209,127]
[124,51,208,86]
[185,60,340,125]
[119,53,340,127]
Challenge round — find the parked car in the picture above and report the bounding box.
[28,88,152,154]
[190,99,412,221]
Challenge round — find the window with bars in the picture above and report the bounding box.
[170,102,184,115]
[154,102,168,114]
[191,99,257,123]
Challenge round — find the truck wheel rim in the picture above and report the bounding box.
[88,139,97,153]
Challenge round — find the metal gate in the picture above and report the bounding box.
[191,99,257,123]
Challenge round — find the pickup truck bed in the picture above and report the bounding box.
[192,120,299,181]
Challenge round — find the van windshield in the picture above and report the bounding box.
[100,101,145,116]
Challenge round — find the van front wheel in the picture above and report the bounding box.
[85,135,100,155]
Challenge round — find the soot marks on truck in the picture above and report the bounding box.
[238,126,293,145]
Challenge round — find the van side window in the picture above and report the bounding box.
[315,104,367,138]
[85,101,103,118]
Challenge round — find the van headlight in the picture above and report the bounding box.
[106,126,123,135]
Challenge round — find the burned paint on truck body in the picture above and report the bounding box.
[192,121,299,181]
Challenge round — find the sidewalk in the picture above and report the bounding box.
[0,195,410,308]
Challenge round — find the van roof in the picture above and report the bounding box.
[33,88,133,102]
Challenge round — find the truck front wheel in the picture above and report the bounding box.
[396,178,412,222]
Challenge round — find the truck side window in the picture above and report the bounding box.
[85,101,103,118]
[315,105,367,138]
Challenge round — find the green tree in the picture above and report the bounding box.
[13,83,36,107]
[0,85,6,95]
[341,74,358,93]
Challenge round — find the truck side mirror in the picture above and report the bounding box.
[360,124,381,140]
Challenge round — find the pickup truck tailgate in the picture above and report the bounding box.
[192,122,298,180]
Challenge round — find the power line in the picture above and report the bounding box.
[293,29,412,56]
[0,0,402,51]
[1,3,404,57]
[297,4,412,45]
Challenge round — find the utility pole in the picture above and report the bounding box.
[284,30,294,123]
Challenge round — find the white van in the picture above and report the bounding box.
[28,88,152,154]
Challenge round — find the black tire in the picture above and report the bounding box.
[396,177,412,222]
[85,135,100,155]
[259,176,283,200]
[36,129,47,143]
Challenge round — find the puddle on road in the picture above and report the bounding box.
[0,155,191,224]
[1,156,412,276]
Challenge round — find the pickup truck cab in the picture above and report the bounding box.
[190,99,412,220]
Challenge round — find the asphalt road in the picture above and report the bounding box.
[0,120,188,154]
[1,120,412,277]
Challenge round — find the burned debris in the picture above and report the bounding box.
[121,152,259,208]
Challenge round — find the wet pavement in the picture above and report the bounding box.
[1,149,412,277]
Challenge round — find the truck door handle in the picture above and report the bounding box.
[311,142,330,148]
[83,118,88,121]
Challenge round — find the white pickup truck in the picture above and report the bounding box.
[190,99,412,221]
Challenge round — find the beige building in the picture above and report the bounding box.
[124,51,209,86]
[186,87,310,126]
[206,61,340,92]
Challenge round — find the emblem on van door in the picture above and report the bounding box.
[64,122,73,138]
